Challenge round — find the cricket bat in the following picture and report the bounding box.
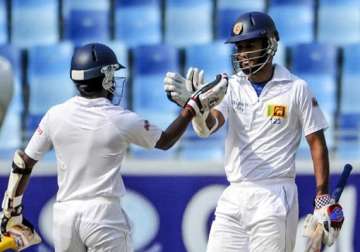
[304,163,353,252]
[0,224,42,252]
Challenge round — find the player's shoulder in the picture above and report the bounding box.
[46,97,75,115]
[274,64,308,88]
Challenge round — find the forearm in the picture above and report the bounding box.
[307,131,329,195]
[155,108,193,150]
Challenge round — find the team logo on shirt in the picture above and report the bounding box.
[36,127,43,135]
[267,104,287,124]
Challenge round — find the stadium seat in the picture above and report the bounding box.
[336,113,360,160]
[291,42,338,149]
[11,0,58,48]
[0,0,7,43]
[341,44,360,113]
[268,0,314,46]
[0,46,23,157]
[318,0,360,45]
[216,0,266,40]
[273,41,286,66]
[185,42,232,81]
[165,0,213,47]
[178,123,226,161]
[27,42,75,133]
[63,0,110,45]
[131,44,180,158]
[115,0,161,47]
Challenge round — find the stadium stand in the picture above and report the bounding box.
[318,0,360,45]
[11,0,58,48]
[115,0,161,47]
[131,44,180,158]
[268,0,315,46]
[63,0,110,45]
[165,0,213,47]
[291,42,338,157]
[27,42,75,133]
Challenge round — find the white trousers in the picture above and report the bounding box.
[207,178,299,252]
[53,197,133,252]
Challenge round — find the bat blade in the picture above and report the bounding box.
[305,224,323,252]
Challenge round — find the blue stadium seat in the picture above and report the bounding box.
[336,113,360,160]
[63,0,110,45]
[115,0,161,47]
[0,0,7,43]
[318,0,360,45]
[131,44,180,158]
[165,0,213,47]
[178,124,226,160]
[341,44,360,113]
[268,0,314,46]
[27,42,75,132]
[292,43,338,149]
[185,42,232,82]
[216,0,266,40]
[273,41,286,66]
[11,0,58,48]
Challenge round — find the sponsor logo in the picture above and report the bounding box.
[233,22,243,35]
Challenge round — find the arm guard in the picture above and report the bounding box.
[2,150,32,216]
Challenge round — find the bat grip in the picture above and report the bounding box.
[331,164,352,203]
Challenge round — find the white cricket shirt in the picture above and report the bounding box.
[25,96,162,202]
[215,64,328,182]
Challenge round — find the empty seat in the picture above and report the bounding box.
[63,0,110,45]
[336,113,360,160]
[318,0,360,45]
[291,43,338,148]
[216,0,266,40]
[27,42,75,132]
[185,42,232,81]
[268,0,314,46]
[115,0,161,47]
[341,44,360,113]
[0,0,7,43]
[165,0,213,47]
[132,44,179,119]
[178,124,226,160]
[11,0,58,48]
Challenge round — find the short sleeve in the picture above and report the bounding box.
[295,81,329,136]
[120,112,163,149]
[25,111,53,160]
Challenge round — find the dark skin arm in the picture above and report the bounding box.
[306,130,329,196]
[155,107,194,150]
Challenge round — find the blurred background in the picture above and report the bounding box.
[0,0,359,251]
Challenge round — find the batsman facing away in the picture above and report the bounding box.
[0,43,228,251]
[165,11,344,252]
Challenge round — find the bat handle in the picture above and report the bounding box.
[331,164,353,203]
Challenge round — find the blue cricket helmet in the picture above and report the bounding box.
[70,43,125,82]
[225,11,279,44]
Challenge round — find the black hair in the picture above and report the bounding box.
[74,75,105,98]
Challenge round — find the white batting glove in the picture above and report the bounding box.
[1,194,23,235]
[185,73,228,116]
[305,194,344,247]
[164,67,204,107]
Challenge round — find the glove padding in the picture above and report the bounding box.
[1,209,23,235]
[185,73,228,116]
[164,67,204,107]
[303,194,344,247]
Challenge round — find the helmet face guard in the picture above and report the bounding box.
[225,12,279,77]
[231,37,278,76]
[101,64,127,105]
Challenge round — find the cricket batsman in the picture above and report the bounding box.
[0,42,228,251]
[164,11,344,251]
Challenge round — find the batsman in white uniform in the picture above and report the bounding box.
[0,43,229,251]
[164,11,344,252]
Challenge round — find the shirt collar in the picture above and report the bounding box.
[73,96,112,107]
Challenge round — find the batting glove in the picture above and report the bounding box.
[308,194,344,246]
[185,73,228,116]
[164,67,204,107]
